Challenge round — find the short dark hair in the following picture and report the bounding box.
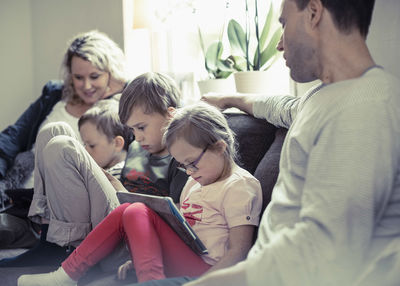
[79,99,133,151]
[118,72,182,124]
[292,0,375,37]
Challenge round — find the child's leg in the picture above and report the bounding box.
[61,203,131,281]
[123,203,211,282]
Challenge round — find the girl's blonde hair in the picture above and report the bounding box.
[164,102,237,166]
[61,30,128,104]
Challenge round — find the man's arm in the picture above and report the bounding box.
[185,99,398,285]
[201,93,255,115]
[201,92,299,128]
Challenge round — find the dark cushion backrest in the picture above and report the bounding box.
[225,112,277,174]
[254,128,287,212]
[225,112,287,214]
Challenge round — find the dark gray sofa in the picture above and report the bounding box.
[0,112,287,285]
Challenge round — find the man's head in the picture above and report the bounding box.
[119,72,181,156]
[291,0,375,38]
[277,0,376,83]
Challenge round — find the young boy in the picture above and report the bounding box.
[78,99,132,179]
[114,72,188,203]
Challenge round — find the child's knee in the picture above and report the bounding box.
[122,202,152,222]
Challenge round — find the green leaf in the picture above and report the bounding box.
[230,55,248,71]
[217,58,233,71]
[205,41,223,71]
[259,3,274,51]
[259,27,282,70]
[216,70,233,79]
[227,19,247,57]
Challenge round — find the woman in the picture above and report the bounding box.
[0,30,129,256]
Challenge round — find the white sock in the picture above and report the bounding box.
[17,266,77,286]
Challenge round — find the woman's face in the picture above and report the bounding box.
[70,56,110,105]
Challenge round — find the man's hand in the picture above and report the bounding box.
[201,93,232,110]
[183,265,247,286]
[117,259,133,280]
[201,93,254,115]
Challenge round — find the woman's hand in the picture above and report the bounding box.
[117,259,133,280]
[102,169,126,192]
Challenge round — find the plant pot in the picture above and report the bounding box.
[197,77,236,95]
[234,71,273,94]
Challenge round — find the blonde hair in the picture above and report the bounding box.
[61,30,128,104]
[164,102,237,166]
[119,72,181,124]
[78,99,133,151]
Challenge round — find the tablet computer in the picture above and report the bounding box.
[117,192,208,255]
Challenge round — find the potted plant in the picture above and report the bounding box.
[227,1,282,93]
[197,26,236,95]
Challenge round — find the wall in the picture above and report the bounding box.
[0,0,124,130]
[0,0,34,130]
[367,0,400,79]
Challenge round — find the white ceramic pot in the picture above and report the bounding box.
[197,77,236,95]
[234,71,272,94]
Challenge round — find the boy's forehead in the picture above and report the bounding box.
[126,106,157,126]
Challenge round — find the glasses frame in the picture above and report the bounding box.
[177,145,208,172]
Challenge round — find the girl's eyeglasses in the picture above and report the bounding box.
[177,146,208,172]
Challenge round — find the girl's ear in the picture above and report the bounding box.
[114,135,125,152]
[213,140,227,154]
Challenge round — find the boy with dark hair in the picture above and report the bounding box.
[116,72,187,203]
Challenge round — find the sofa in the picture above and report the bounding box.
[0,112,287,285]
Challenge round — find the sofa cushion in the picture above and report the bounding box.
[254,128,287,212]
[225,112,277,174]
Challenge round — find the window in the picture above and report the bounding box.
[123,0,291,104]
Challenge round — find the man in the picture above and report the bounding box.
[130,0,400,285]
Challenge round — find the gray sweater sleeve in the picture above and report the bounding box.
[252,94,300,128]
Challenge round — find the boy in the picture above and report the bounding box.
[114,72,188,203]
[78,99,132,179]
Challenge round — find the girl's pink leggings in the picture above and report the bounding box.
[61,202,210,282]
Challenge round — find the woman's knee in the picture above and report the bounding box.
[36,122,77,154]
[42,135,80,167]
[38,122,76,142]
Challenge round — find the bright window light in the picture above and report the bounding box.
[123,0,291,104]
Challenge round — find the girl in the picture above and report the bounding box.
[18,102,262,285]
